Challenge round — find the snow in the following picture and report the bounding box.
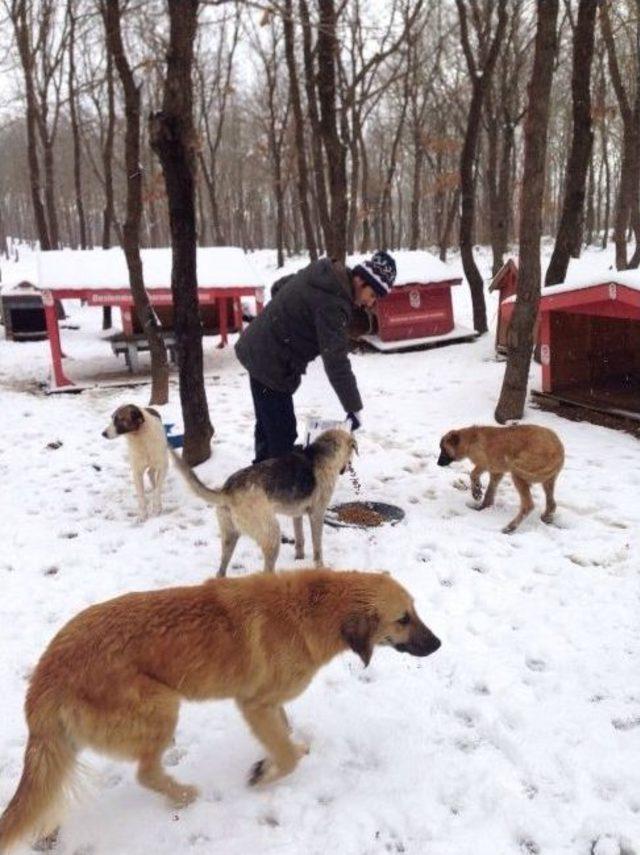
[0,246,265,291]
[348,249,460,287]
[501,254,640,305]
[1,244,639,855]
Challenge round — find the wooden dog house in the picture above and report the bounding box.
[352,250,476,351]
[534,273,640,418]
[489,259,518,354]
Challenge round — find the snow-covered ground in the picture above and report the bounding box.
[0,245,639,855]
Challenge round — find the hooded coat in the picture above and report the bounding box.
[235,258,363,413]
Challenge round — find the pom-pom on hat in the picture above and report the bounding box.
[352,250,397,298]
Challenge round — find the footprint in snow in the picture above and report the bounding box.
[165,746,189,767]
[611,716,640,732]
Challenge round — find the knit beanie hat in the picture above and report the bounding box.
[352,250,397,298]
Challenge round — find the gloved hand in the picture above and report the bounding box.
[346,411,363,432]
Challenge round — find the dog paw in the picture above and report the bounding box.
[32,829,59,851]
[502,523,517,534]
[295,551,305,561]
[248,758,272,786]
[471,484,483,501]
[293,740,310,758]
[540,512,554,525]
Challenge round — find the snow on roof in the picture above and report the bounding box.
[502,266,640,305]
[0,246,265,292]
[347,250,459,286]
[541,267,640,297]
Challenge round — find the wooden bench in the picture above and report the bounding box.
[109,332,177,373]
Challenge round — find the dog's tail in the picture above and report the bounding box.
[168,445,224,505]
[0,722,77,851]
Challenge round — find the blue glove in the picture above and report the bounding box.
[346,411,362,432]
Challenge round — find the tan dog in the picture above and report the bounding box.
[0,569,441,849]
[102,404,168,521]
[438,424,564,533]
[170,429,357,575]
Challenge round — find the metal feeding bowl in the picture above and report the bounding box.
[325,501,405,530]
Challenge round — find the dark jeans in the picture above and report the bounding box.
[249,376,297,463]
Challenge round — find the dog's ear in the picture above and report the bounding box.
[341,611,379,667]
[448,431,460,447]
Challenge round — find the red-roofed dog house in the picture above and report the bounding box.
[489,259,518,354]
[534,275,640,418]
[353,250,477,351]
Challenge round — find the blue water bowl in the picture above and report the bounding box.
[163,423,184,449]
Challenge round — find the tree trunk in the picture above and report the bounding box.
[283,0,317,261]
[300,0,331,254]
[102,45,116,251]
[455,0,508,334]
[149,0,213,464]
[103,0,169,407]
[585,158,595,246]
[545,0,597,286]
[38,94,61,250]
[495,0,559,424]
[317,0,347,260]
[67,0,87,249]
[600,1,640,270]
[11,0,51,250]
[409,130,424,251]
[101,46,116,330]
[439,187,460,262]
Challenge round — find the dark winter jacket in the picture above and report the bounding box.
[235,258,363,413]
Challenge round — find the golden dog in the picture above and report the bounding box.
[438,424,564,532]
[0,569,440,849]
[170,429,357,575]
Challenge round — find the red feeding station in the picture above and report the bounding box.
[351,250,476,351]
[1,246,265,392]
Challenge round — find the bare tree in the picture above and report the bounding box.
[249,16,292,268]
[282,0,317,261]
[195,6,240,246]
[34,0,67,249]
[66,0,87,249]
[102,0,169,405]
[484,2,529,275]
[495,0,559,423]
[316,0,348,260]
[545,0,598,286]
[600,0,640,269]
[150,0,214,465]
[455,0,508,334]
[6,0,51,249]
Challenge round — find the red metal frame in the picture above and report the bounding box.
[43,284,265,389]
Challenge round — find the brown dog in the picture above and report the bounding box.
[170,429,357,575]
[438,424,564,533]
[0,569,440,849]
